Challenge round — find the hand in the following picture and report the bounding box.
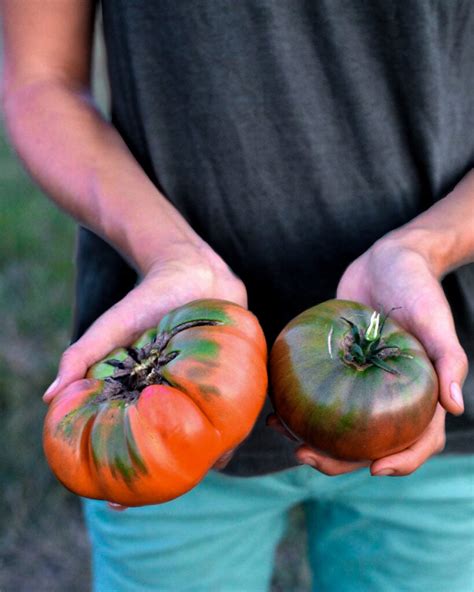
[43,242,246,503]
[269,235,467,477]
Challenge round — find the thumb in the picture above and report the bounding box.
[432,342,468,416]
[402,285,468,417]
[43,279,170,403]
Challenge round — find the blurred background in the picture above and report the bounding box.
[0,14,310,592]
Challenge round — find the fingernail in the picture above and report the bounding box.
[373,468,395,476]
[107,502,128,512]
[450,382,464,411]
[43,376,61,399]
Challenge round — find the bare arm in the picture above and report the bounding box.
[386,169,474,277]
[1,0,246,405]
[1,0,207,273]
[270,171,473,476]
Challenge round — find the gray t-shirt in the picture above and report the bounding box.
[74,0,474,475]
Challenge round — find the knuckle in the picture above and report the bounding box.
[397,457,419,476]
[457,349,469,376]
[396,464,417,476]
[59,344,88,375]
[443,346,469,375]
[60,346,79,365]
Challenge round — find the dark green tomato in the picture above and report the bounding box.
[270,299,438,461]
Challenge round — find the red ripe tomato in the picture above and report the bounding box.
[43,299,267,506]
[270,299,438,461]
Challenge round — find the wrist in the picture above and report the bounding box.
[91,165,208,275]
[145,239,226,278]
[142,238,248,308]
[125,223,209,277]
[386,170,474,277]
[374,169,474,278]
[382,226,456,279]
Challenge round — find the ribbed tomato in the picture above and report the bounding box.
[43,299,267,506]
[270,299,438,461]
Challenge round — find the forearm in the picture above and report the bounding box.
[2,79,205,273]
[385,169,474,277]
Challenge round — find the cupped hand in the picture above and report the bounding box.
[43,244,246,400]
[269,235,467,477]
[43,242,247,497]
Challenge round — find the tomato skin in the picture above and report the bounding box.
[43,299,267,506]
[270,299,438,461]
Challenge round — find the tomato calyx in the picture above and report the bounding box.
[339,308,407,375]
[97,318,221,403]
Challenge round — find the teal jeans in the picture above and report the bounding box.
[83,455,474,592]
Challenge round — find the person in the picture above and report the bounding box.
[2,1,473,590]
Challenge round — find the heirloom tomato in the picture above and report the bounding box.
[43,299,267,506]
[270,299,438,461]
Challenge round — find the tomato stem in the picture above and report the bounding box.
[365,311,381,341]
[99,318,221,402]
[340,307,402,374]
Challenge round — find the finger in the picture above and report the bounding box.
[265,413,299,442]
[212,447,236,470]
[107,502,129,512]
[295,445,370,476]
[401,283,468,416]
[371,404,446,476]
[268,414,369,474]
[336,257,370,303]
[43,279,173,403]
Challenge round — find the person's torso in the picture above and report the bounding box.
[78,0,474,472]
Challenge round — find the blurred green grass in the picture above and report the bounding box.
[0,119,91,591]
